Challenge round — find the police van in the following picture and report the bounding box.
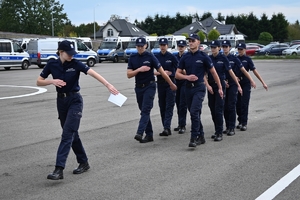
[151,35,186,55]
[124,36,157,63]
[0,38,31,70]
[27,38,98,68]
[97,36,131,63]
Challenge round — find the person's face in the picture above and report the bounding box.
[60,51,73,62]
[136,44,146,54]
[159,44,168,52]
[211,46,220,55]
[188,39,200,51]
[222,45,230,54]
[238,48,245,56]
[177,45,186,53]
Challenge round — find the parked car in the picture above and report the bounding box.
[246,43,265,48]
[202,46,212,56]
[289,40,300,46]
[246,45,260,56]
[255,43,289,56]
[282,44,300,55]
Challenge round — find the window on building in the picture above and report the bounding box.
[107,29,114,37]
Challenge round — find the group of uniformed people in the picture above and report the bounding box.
[127,33,268,148]
[39,34,268,181]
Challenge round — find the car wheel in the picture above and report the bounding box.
[87,58,96,67]
[292,52,297,55]
[4,67,11,70]
[265,52,269,56]
[21,60,29,70]
[113,56,119,63]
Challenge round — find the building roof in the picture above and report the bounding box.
[173,21,207,35]
[95,19,149,38]
[201,16,238,35]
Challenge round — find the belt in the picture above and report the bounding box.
[135,81,155,88]
[57,92,79,98]
[186,82,204,88]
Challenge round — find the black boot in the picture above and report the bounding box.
[73,162,90,174]
[214,134,223,142]
[47,166,64,180]
[188,138,197,148]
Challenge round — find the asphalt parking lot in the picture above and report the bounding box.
[0,60,300,200]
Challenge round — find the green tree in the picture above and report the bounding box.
[269,13,289,42]
[287,21,300,40]
[207,29,220,41]
[0,0,69,35]
[200,12,212,20]
[216,12,225,22]
[258,32,273,44]
[197,31,206,42]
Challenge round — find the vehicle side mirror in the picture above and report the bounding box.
[172,45,175,49]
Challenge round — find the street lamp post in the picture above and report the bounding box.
[93,4,100,40]
[52,13,54,36]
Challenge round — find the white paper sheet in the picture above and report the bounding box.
[108,93,127,107]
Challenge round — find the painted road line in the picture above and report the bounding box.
[256,164,300,200]
[0,85,47,100]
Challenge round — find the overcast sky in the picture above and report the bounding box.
[58,0,299,26]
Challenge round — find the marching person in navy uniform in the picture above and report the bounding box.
[176,34,223,148]
[154,38,179,136]
[174,40,188,134]
[236,43,268,131]
[221,40,256,136]
[127,37,177,143]
[36,40,119,180]
[205,40,242,142]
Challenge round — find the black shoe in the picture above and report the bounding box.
[214,134,223,142]
[47,166,64,180]
[188,138,197,148]
[240,125,247,131]
[227,129,235,136]
[73,162,90,174]
[211,133,216,139]
[223,129,229,134]
[174,126,180,131]
[178,127,186,134]
[140,135,154,143]
[134,134,143,142]
[236,124,242,129]
[196,135,206,145]
[159,128,171,136]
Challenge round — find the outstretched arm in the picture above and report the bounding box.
[253,69,268,91]
[87,68,119,95]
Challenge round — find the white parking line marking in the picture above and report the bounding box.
[0,85,47,100]
[256,164,300,200]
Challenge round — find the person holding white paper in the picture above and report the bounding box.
[36,40,119,180]
[127,37,177,143]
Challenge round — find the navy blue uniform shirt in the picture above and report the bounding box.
[236,55,256,79]
[155,51,178,82]
[208,53,231,81]
[225,54,243,85]
[178,50,213,82]
[128,51,161,84]
[40,58,90,93]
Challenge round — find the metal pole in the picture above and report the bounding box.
[93,8,95,40]
[52,13,54,36]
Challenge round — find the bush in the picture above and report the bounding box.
[258,32,273,43]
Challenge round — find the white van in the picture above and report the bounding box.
[77,37,93,49]
[0,39,31,70]
[97,36,131,63]
[151,35,186,55]
[27,38,98,68]
[124,36,157,63]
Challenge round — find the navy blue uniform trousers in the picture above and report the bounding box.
[207,81,226,135]
[135,82,156,136]
[185,83,206,139]
[175,80,187,128]
[224,84,238,129]
[236,79,252,126]
[56,93,88,168]
[157,81,175,129]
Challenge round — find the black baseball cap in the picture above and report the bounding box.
[58,40,77,56]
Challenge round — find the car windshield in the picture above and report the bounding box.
[99,42,117,49]
[261,44,274,49]
[127,41,137,48]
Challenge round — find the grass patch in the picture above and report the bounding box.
[252,55,300,59]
